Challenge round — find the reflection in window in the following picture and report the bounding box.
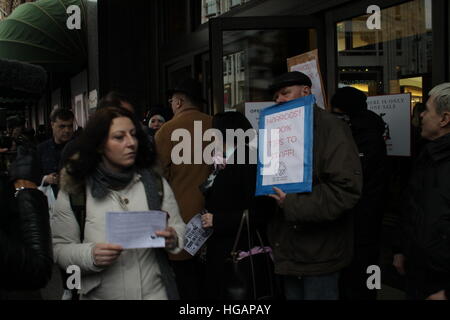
[222,29,315,112]
[336,0,432,108]
[223,51,246,110]
[201,0,253,24]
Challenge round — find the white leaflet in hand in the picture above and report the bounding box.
[106,211,166,249]
[184,213,213,256]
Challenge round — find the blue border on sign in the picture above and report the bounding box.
[255,95,314,196]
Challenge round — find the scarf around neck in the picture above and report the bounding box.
[89,163,135,199]
[88,163,162,210]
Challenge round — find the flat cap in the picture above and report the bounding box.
[269,71,312,93]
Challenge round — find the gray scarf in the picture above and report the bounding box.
[88,164,161,210]
[89,163,135,198]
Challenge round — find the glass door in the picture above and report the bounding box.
[209,16,326,115]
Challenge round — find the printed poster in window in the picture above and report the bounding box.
[367,93,411,157]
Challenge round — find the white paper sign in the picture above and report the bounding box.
[184,214,213,256]
[106,211,166,249]
[245,102,274,130]
[367,93,411,157]
[74,94,85,128]
[88,89,98,109]
[291,60,325,109]
[262,106,305,186]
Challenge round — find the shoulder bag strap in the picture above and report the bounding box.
[230,210,247,259]
[230,209,257,299]
[256,229,275,297]
[244,210,257,299]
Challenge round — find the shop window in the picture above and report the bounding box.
[336,0,432,107]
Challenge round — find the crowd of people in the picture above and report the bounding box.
[1,71,449,301]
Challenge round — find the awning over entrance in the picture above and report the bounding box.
[0,0,87,73]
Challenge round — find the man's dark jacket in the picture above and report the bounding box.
[395,133,450,297]
[36,139,66,176]
[36,138,69,194]
[268,106,363,276]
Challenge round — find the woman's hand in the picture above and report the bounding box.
[155,227,178,250]
[201,213,213,228]
[92,243,123,267]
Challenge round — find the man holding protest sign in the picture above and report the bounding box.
[266,71,363,300]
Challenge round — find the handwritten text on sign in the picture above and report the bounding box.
[262,106,305,186]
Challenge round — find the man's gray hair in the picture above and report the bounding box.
[429,83,450,115]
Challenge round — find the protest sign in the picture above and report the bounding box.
[255,95,314,196]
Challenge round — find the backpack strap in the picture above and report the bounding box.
[63,189,86,300]
[155,174,164,205]
[69,190,86,242]
[138,167,165,211]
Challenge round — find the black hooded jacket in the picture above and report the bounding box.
[336,109,388,245]
[395,133,450,297]
[0,146,53,297]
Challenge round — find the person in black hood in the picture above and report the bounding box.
[331,86,388,300]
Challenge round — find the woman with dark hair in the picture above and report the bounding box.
[51,107,185,300]
[200,112,275,300]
